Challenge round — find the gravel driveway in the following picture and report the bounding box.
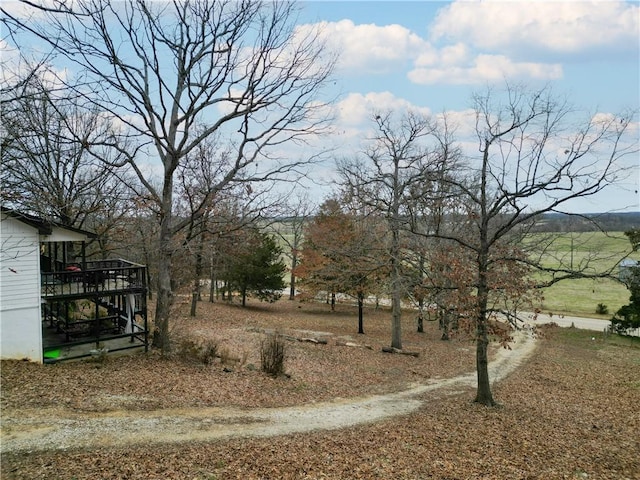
[1,330,537,453]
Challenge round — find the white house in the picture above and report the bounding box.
[619,258,640,284]
[0,208,93,362]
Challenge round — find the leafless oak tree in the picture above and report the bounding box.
[338,111,454,350]
[433,85,638,406]
[2,0,335,350]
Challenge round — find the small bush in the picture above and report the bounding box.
[596,303,609,315]
[200,340,219,365]
[176,337,219,365]
[260,332,286,377]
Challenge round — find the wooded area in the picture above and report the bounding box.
[1,0,638,407]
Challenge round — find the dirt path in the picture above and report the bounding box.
[1,331,537,453]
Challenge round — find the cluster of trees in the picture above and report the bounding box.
[1,0,333,352]
[2,1,637,407]
[531,212,640,233]
[293,92,637,406]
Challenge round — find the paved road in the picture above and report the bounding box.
[526,313,609,331]
[523,312,639,337]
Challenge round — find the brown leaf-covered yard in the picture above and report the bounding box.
[1,299,639,479]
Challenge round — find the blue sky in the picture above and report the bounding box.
[298,1,639,114]
[292,0,640,212]
[2,0,639,213]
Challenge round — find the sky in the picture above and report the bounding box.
[293,0,640,213]
[2,0,639,213]
[299,1,638,112]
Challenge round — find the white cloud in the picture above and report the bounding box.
[430,0,639,57]
[409,54,563,85]
[304,12,569,87]
[0,40,71,91]
[415,42,469,67]
[307,19,434,74]
[336,91,431,126]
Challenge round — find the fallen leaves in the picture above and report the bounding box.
[2,300,639,479]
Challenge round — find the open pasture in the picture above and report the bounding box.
[527,231,638,317]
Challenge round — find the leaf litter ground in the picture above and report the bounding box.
[1,299,639,479]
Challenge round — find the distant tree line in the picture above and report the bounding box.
[530,212,640,233]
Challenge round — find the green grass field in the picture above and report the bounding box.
[273,220,638,318]
[537,277,630,318]
[527,231,638,318]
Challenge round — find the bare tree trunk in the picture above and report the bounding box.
[390,218,403,350]
[474,314,494,406]
[357,292,364,334]
[190,286,198,317]
[289,251,297,300]
[209,256,215,303]
[152,176,175,353]
[190,239,204,317]
[474,155,495,406]
[153,221,173,352]
[146,268,153,301]
[440,309,450,341]
[417,297,424,333]
[391,276,402,349]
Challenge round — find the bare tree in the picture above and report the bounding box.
[338,111,454,350]
[432,85,638,406]
[175,139,283,316]
[2,0,335,351]
[404,132,463,334]
[268,192,316,300]
[1,65,134,260]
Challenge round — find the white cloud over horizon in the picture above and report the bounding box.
[430,0,640,58]
[336,91,432,126]
[304,0,638,87]
[408,54,563,85]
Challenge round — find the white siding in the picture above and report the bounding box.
[0,214,42,362]
[43,226,89,242]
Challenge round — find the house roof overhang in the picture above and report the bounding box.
[1,206,97,242]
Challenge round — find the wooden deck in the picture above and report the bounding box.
[40,259,149,363]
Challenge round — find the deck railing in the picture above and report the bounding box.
[41,258,149,362]
[41,258,146,298]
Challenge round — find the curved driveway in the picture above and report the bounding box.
[1,331,537,454]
